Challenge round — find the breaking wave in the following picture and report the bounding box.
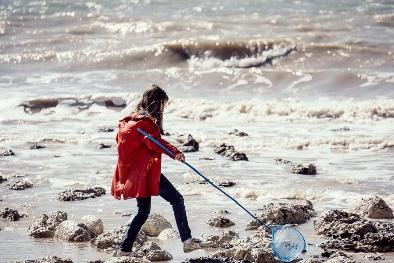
[0,39,296,69]
[16,94,394,121]
[374,13,394,27]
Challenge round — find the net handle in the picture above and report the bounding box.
[137,128,271,231]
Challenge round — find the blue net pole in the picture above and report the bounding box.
[137,128,271,231]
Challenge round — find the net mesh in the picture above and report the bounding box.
[271,226,306,262]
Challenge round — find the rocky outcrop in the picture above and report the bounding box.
[6,180,33,190]
[15,256,73,263]
[30,143,46,149]
[104,257,149,263]
[247,200,316,229]
[91,225,147,250]
[352,196,393,219]
[202,230,239,249]
[97,143,112,149]
[182,257,242,263]
[202,231,278,263]
[0,149,15,156]
[218,181,236,187]
[214,144,248,161]
[0,207,25,221]
[98,127,115,133]
[208,216,235,228]
[0,175,7,184]
[27,211,68,238]
[141,213,172,237]
[141,241,173,261]
[57,187,106,201]
[176,134,199,152]
[229,129,248,137]
[79,215,104,237]
[213,209,231,215]
[213,247,278,263]
[157,228,180,240]
[54,220,92,242]
[314,209,394,252]
[275,158,317,175]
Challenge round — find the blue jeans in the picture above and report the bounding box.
[120,174,192,252]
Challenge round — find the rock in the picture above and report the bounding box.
[15,256,73,263]
[176,134,199,152]
[57,187,106,201]
[218,181,236,187]
[247,200,316,228]
[331,127,350,132]
[0,207,25,221]
[142,242,173,261]
[324,251,357,263]
[157,228,180,239]
[202,230,239,249]
[275,158,317,175]
[314,209,394,252]
[199,157,215,160]
[214,247,278,263]
[364,253,385,261]
[104,257,149,263]
[208,216,235,228]
[0,149,15,156]
[141,241,162,251]
[208,230,279,263]
[98,127,115,133]
[291,163,317,175]
[98,143,111,149]
[229,129,248,137]
[0,175,7,183]
[28,211,68,238]
[353,196,393,219]
[91,225,147,250]
[79,215,104,237]
[30,143,46,149]
[298,259,323,263]
[213,209,231,215]
[214,144,248,161]
[54,220,92,242]
[6,180,33,190]
[141,213,172,237]
[182,258,240,263]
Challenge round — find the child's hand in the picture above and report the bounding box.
[175,153,185,162]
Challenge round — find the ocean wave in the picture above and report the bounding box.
[87,20,214,35]
[18,95,131,114]
[0,39,295,69]
[288,137,394,151]
[16,94,394,122]
[165,97,394,121]
[374,13,394,27]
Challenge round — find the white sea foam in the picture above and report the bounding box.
[5,93,394,123]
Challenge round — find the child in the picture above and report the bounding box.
[111,84,202,256]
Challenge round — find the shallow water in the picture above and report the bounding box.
[1,0,394,262]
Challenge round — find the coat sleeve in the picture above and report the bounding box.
[138,120,181,159]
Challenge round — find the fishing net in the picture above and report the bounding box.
[271,225,306,262]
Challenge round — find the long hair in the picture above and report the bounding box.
[135,84,169,134]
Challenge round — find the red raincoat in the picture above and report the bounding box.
[111,114,181,199]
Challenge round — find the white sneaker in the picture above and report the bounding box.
[183,238,203,253]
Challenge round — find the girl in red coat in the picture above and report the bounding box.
[112,85,202,256]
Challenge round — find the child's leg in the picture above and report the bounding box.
[159,174,192,242]
[119,197,151,252]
